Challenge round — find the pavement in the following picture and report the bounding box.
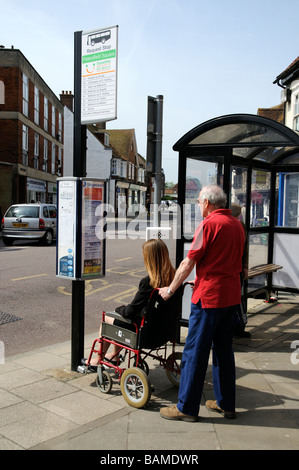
[0,292,299,452]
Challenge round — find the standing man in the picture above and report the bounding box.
[159,185,245,422]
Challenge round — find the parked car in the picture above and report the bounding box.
[1,203,57,246]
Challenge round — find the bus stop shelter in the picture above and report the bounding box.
[173,113,299,323]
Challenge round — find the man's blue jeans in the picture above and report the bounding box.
[177,301,236,417]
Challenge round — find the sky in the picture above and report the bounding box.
[1,0,299,183]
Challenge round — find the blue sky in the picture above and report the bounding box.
[1,0,299,182]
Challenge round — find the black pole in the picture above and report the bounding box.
[71,31,86,371]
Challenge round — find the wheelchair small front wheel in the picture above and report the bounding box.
[120,367,151,408]
[96,369,112,394]
[165,351,183,387]
[134,357,149,375]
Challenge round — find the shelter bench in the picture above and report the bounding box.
[247,264,283,279]
[247,264,283,300]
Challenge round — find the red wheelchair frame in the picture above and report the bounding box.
[83,288,184,408]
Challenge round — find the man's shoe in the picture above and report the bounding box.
[205,400,236,419]
[160,405,198,422]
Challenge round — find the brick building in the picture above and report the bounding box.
[0,47,64,213]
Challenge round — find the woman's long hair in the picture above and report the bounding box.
[142,239,175,288]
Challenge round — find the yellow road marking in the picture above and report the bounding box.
[114,257,132,262]
[11,273,48,281]
[106,267,145,277]
[103,287,137,301]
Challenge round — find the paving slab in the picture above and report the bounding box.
[0,293,299,451]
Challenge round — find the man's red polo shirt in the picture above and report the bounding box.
[187,209,245,308]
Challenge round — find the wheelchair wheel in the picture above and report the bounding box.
[165,351,183,387]
[120,367,151,408]
[96,369,112,394]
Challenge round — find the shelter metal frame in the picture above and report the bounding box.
[173,114,299,322]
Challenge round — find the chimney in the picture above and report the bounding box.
[60,90,74,112]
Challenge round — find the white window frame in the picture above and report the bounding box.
[34,133,39,169]
[51,143,55,174]
[294,94,299,132]
[34,86,39,125]
[44,97,48,132]
[43,139,48,171]
[111,158,121,176]
[23,74,29,117]
[52,105,55,137]
[58,112,62,140]
[121,161,127,178]
[22,124,28,165]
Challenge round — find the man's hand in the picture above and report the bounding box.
[159,287,172,300]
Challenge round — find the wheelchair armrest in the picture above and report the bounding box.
[103,311,134,324]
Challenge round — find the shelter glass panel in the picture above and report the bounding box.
[248,233,268,293]
[231,166,247,222]
[250,170,271,227]
[275,172,299,227]
[273,233,299,288]
[249,232,268,268]
[278,152,299,164]
[189,123,289,146]
[184,158,222,238]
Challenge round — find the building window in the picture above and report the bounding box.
[0,80,4,104]
[22,74,29,117]
[111,158,121,176]
[43,139,48,171]
[58,112,62,141]
[57,147,62,176]
[52,105,55,137]
[51,143,55,174]
[34,133,39,169]
[121,161,127,178]
[138,168,145,183]
[294,94,299,132]
[22,124,28,165]
[104,133,109,146]
[34,86,39,125]
[44,97,48,132]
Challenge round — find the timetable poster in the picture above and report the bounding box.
[81,180,105,278]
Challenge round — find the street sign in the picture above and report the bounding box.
[81,25,118,124]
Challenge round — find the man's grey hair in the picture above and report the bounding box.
[200,185,227,208]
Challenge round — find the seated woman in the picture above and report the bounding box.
[82,238,176,369]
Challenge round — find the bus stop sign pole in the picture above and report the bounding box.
[71,30,87,371]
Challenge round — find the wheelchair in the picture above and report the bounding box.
[82,287,184,408]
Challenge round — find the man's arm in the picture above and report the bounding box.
[159,256,195,300]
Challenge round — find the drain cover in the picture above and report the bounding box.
[0,312,22,325]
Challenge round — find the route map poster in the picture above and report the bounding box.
[81,180,105,278]
[81,25,118,124]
